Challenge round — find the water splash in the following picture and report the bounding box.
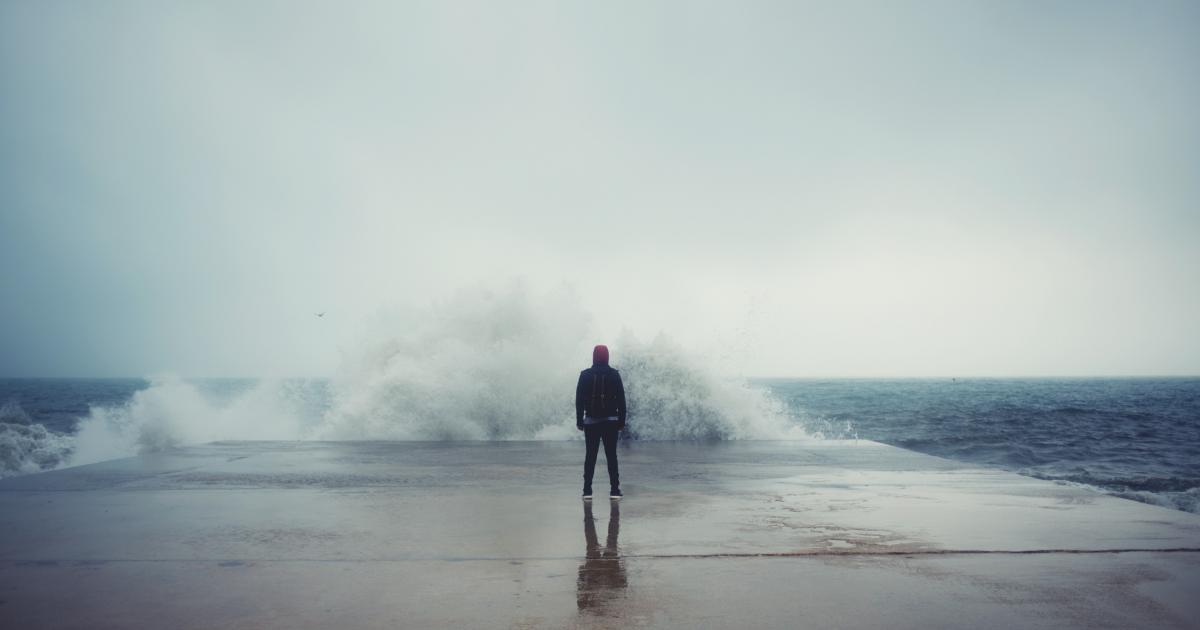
[612,333,804,440]
[0,401,74,477]
[50,283,808,469]
[68,376,313,467]
[313,283,590,440]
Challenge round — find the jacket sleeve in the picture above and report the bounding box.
[575,371,587,424]
[614,370,627,424]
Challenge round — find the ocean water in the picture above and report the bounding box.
[1,376,1197,514]
[762,378,1200,514]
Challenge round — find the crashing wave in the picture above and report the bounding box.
[51,283,808,468]
[313,283,590,440]
[612,334,803,440]
[67,375,319,467]
[0,401,73,478]
[0,283,811,479]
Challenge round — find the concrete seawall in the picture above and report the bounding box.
[1,440,1197,628]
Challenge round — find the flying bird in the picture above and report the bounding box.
[315,312,326,318]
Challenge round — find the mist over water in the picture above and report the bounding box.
[0,285,807,473]
[310,284,802,442]
[314,284,591,441]
[68,376,326,467]
[3,285,1196,516]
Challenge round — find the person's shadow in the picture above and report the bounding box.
[576,500,627,614]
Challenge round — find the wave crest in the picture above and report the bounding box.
[618,334,803,440]
[313,283,589,440]
[4,283,809,477]
[1,401,73,477]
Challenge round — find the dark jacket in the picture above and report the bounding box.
[575,365,627,425]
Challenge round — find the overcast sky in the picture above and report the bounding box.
[1,1,1197,378]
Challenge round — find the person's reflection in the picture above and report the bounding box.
[577,500,627,613]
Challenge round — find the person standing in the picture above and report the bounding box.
[576,344,627,500]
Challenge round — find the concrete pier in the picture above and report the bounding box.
[1,440,1198,629]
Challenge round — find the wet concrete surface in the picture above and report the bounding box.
[1,440,1198,628]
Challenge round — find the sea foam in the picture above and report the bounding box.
[0,401,74,476]
[46,283,807,471]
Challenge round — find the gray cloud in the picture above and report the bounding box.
[2,1,1197,377]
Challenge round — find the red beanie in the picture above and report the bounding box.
[592,344,609,365]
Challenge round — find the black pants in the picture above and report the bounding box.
[583,422,620,490]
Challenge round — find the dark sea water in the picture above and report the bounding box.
[761,377,1200,513]
[2,377,1198,513]
[0,378,150,434]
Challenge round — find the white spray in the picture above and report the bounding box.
[41,282,810,471]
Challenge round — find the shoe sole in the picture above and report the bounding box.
[609,496,622,500]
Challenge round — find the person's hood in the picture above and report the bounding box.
[592,344,609,366]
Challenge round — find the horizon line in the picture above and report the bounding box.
[2,374,1198,380]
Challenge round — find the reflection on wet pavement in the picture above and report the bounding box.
[577,500,627,614]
